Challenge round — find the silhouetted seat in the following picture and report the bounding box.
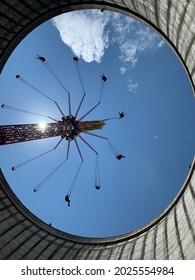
[101,74,107,82]
[65,194,70,206]
[73,56,78,61]
[36,55,46,62]
[118,111,126,118]
[116,154,125,160]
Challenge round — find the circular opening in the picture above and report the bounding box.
[0,9,194,238]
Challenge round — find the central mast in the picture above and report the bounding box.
[0,118,105,145]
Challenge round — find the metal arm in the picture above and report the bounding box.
[75,92,86,118]
[78,102,100,121]
[74,137,84,161]
[66,139,71,160]
[83,131,108,140]
[78,134,98,155]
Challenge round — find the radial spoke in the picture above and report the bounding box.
[66,139,71,160]
[33,158,67,192]
[107,139,118,156]
[68,92,71,116]
[73,56,86,94]
[1,104,58,122]
[54,101,66,118]
[78,135,98,155]
[98,74,107,103]
[106,139,125,159]
[95,154,101,190]
[33,159,66,192]
[75,92,86,119]
[74,137,84,161]
[67,161,83,196]
[15,75,66,117]
[16,75,55,102]
[36,55,70,95]
[83,131,107,140]
[12,137,64,171]
[78,102,100,121]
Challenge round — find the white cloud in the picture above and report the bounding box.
[52,10,164,68]
[120,67,127,75]
[119,41,138,67]
[113,21,164,68]
[110,13,135,43]
[157,40,165,48]
[52,11,166,96]
[52,11,110,63]
[127,79,138,94]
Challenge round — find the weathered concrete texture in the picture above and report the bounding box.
[0,0,195,259]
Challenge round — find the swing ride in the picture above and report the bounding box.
[0,55,125,206]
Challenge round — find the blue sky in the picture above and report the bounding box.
[0,10,194,238]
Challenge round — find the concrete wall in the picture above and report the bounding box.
[0,0,195,259]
